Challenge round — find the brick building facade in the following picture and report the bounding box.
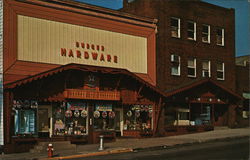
[121,0,236,92]
[122,0,241,136]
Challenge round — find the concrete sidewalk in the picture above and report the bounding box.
[0,127,249,160]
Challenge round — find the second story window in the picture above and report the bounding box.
[202,24,210,43]
[217,62,225,80]
[187,21,196,41]
[171,17,180,38]
[171,54,181,76]
[202,60,211,78]
[216,28,224,46]
[187,58,196,77]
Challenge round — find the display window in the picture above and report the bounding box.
[93,103,116,131]
[53,102,88,136]
[13,100,38,136]
[123,105,152,131]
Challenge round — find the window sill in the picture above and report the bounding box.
[171,36,181,39]
[188,75,196,78]
[171,74,181,76]
[216,44,224,47]
[217,78,225,81]
[187,38,196,41]
[202,41,210,44]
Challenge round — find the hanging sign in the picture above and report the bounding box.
[96,104,112,111]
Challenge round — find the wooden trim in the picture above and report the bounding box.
[4,90,13,144]
[63,89,120,101]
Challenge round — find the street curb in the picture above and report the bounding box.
[43,148,133,160]
[39,135,249,160]
[133,135,250,152]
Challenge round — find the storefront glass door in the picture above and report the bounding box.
[114,108,123,136]
[38,105,52,137]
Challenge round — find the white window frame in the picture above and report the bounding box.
[202,60,211,78]
[217,62,225,80]
[170,17,181,38]
[202,24,210,43]
[171,54,181,76]
[187,21,196,41]
[216,28,224,46]
[187,58,196,77]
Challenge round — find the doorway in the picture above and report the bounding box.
[114,108,123,136]
[38,105,52,138]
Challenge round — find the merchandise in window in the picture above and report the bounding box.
[124,105,152,131]
[202,61,211,77]
[13,100,38,135]
[217,62,225,80]
[93,104,115,131]
[187,21,196,40]
[171,54,181,76]
[54,102,88,136]
[202,24,210,43]
[170,17,180,38]
[187,58,196,77]
[216,28,224,46]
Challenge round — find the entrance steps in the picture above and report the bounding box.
[30,141,76,154]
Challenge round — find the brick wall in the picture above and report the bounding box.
[121,0,236,92]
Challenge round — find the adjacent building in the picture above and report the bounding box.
[235,55,249,126]
[122,0,241,135]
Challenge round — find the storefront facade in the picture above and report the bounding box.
[4,64,164,153]
[2,0,161,153]
[162,79,242,136]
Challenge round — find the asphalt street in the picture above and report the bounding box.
[75,137,249,160]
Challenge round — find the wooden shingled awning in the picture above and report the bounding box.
[4,63,166,98]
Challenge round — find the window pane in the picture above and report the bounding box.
[217,36,222,45]
[188,59,194,66]
[203,71,209,77]
[202,35,208,42]
[171,18,178,27]
[217,71,224,79]
[202,25,208,33]
[188,22,194,30]
[188,68,195,76]
[188,31,194,39]
[217,63,223,71]
[171,29,178,38]
[171,66,179,75]
[202,61,209,69]
[217,29,222,36]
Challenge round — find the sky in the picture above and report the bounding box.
[76,0,250,57]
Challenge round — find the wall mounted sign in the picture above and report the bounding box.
[17,15,147,74]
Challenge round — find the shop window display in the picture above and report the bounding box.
[124,105,152,131]
[53,102,88,136]
[13,100,38,135]
[93,104,116,131]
